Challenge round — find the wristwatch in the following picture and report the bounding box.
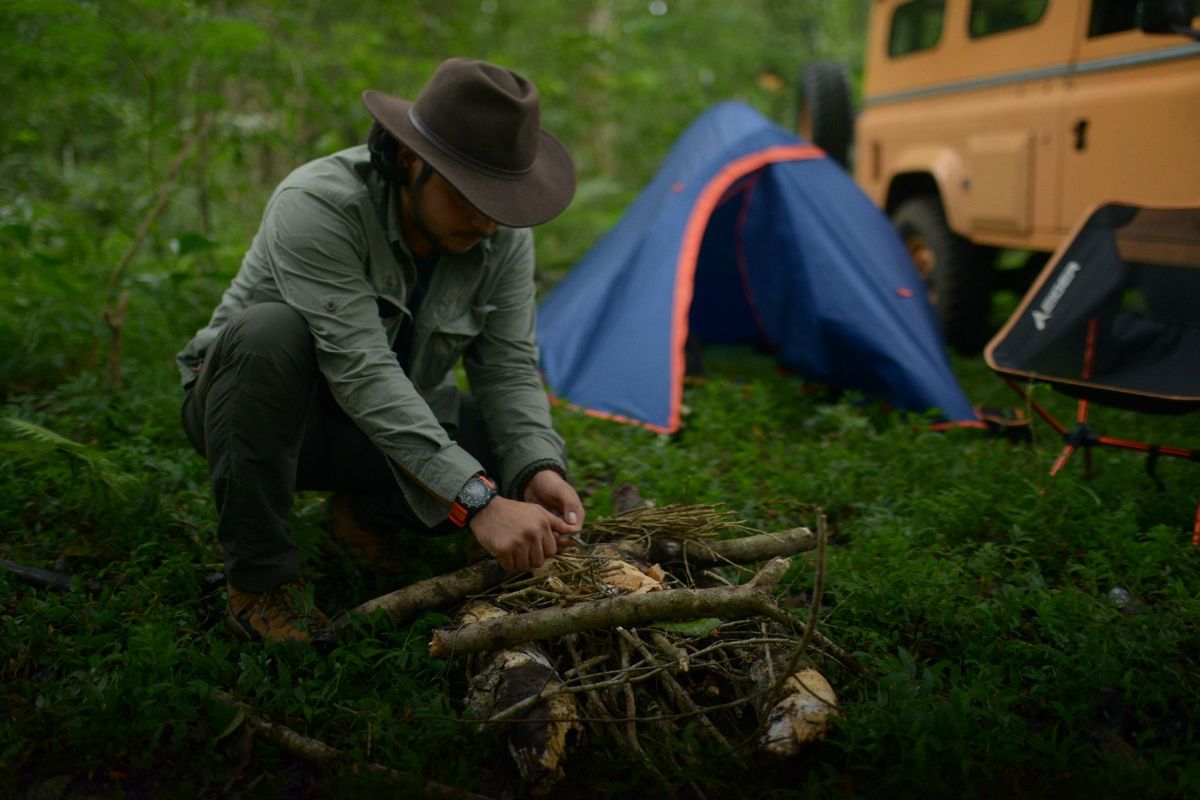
[449,474,497,528]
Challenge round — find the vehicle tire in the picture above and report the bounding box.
[891,195,993,354]
[795,61,853,168]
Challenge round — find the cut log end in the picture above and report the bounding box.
[758,668,841,758]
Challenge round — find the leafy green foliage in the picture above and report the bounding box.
[3,1,1197,797]
[2,416,139,498]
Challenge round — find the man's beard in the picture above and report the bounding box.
[408,186,492,256]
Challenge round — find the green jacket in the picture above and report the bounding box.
[177,145,567,526]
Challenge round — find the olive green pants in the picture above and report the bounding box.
[181,302,494,593]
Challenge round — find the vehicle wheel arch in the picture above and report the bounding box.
[882,147,970,236]
[885,172,942,218]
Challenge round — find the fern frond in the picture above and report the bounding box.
[1,416,139,499]
[3,415,88,452]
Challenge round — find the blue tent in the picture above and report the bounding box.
[537,101,975,433]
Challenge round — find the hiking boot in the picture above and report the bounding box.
[328,493,410,575]
[226,582,330,644]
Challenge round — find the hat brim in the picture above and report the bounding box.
[363,90,576,228]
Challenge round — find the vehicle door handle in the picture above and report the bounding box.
[1073,119,1089,151]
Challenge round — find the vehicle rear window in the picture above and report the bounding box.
[889,0,945,56]
[969,0,1049,38]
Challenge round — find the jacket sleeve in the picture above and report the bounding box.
[263,187,482,525]
[462,229,568,496]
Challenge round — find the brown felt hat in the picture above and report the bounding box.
[362,58,576,228]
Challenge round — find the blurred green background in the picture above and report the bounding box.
[0,0,866,393]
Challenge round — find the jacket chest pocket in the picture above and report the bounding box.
[416,304,495,382]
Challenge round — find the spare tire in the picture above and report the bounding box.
[795,61,853,168]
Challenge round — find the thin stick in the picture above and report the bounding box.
[210,691,494,800]
[618,634,642,754]
[101,112,215,388]
[564,635,614,723]
[486,656,669,724]
[103,290,131,390]
[618,628,733,751]
[648,629,689,672]
[767,512,831,709]
[562,653,609,679]
[104,113,215,300]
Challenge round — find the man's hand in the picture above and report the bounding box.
[523,469,587,530]
[469,496,577,573]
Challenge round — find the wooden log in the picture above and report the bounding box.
[754,666,841,757]
[459,602,580,796]
[429,558,792,659]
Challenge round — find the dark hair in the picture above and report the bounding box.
[367,120,405,183]
[367,120,435,188]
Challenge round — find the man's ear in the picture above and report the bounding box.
[397,146,421,179]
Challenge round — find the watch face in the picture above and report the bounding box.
[459,476,495,509]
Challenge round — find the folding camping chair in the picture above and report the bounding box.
[985,203,1200,544]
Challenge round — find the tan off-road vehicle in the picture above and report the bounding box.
[798,0,1200,352]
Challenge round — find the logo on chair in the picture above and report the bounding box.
[1032,260,1081,331]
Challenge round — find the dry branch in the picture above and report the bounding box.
[429,557,792,659]
[767,514,829,707]
[210,691,494,800]
[103,289,131,391]
[101,111,214,389]
[319,559,508,642]
[634,527,816,566]
[104,112,215,301]
[0,560,99,593]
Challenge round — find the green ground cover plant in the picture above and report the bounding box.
[4,342,1197,798]
[3,2,1196,797]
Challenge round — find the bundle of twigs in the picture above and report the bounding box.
[582,502,756,545]
[441,504,846,796]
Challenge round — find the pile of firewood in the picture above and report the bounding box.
[428,504,848,796]
[199,505,850,798]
